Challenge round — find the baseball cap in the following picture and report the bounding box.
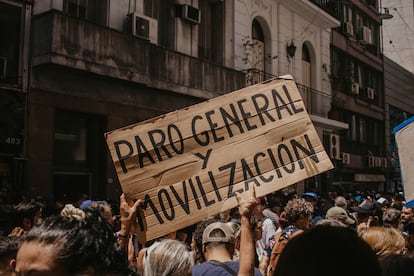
[350,199,376,215]
[202,222,234,244]
[79,199,93,209]
[302,192,318,201]
[326,206,355,225]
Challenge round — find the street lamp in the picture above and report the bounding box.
[287,42,297,58]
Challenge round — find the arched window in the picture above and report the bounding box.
[249,19,265,84]
[252,19,264,42]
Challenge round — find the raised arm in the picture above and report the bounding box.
[117,193,142,254]
[235,185,258,276]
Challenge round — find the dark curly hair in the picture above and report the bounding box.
[22,207,130,275]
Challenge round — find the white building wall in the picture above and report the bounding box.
[233,0,333,95]
[382,0,414,73]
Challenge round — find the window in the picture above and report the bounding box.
[346,112,383,145]
[53,109,107,200]
[53,110,106,167]
[198,0,224,64]
[63,0,107,25]
[351,115,357,141]
[144,0,159,19]
[343,5,352,23]
[0,2,22,86]
[359,118,366,143]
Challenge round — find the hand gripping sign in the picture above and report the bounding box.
[105,76,334,241]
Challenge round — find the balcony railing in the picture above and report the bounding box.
[31,10,246,99]
[244,68,332,117]
[308,0,340,18]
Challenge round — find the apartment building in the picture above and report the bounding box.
[2,0,351,200]
[0,0,31,195]
[320,0,389,193]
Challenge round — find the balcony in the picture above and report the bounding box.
[31,10,245,99]
[246,68,347,130]
[308,0,340,18]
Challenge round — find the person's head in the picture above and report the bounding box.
[351,199,377,224]
[80,200,114,225]
[273,225,382,276]
[15,204,129,275]
[334,196,348,209]
[302,192,318,207]
[0,236,21,273]
[202,222,235,260]
[284,198,313,230]
[382,207,401,228]
[250,218,262,241]
[277,210,289,229]
[359,226,406,257]
[13,201,43,232]
[143,239,194,276]
[325,206,355,226]
[407,219,414,250]
[379,254,414,276]
[192,217,219,263]
[400,206,414,225]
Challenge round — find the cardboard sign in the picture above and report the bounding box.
[394,116,414,208]
[105,77,333,240]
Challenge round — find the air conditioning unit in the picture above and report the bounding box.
[359,26,372,45]
[0,57,6,79]
[128,13,158,44]
[180,4,201,24]
[343,22,354,36]
[351,82,360,95]
[367,87,375,99]
[342,152,351,165]
[329,134,341,160]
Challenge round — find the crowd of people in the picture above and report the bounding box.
[1,186,414,275]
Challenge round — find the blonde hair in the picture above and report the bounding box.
[359,226,406,257]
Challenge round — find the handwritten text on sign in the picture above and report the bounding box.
[105,78,333,240]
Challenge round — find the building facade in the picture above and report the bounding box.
[322,0,389,193]
[7,0,391,201]
[383,56,414,194]
[0,0,31,196]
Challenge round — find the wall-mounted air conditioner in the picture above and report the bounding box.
[351,82,360,95]
[343,22,354,36]
[367,87,375,99]
[342,152,351,165]
[128,13,158,44]
[359,26,372,45]
[329,134,341,160]
[0,57,6,79]
[180,4,201,24]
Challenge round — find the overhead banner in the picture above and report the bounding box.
[394,116,414,208]
[105,77,334,240]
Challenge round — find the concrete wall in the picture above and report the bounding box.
[384,56,414,151]
[31,11,245,100]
